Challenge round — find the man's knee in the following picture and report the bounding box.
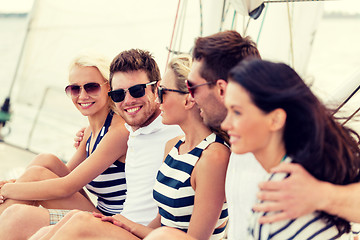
[70,211,93,222]
[29,225,53,240]
[146,227,175,239]
[145,227,193,240]
[0,204,49,239]
[2,204,49,223]
[59,211,95,236]
[1,204,30,225]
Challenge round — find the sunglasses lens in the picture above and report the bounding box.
[108,90,125,102]
[65,82,102,98]
[65,85,80,97]
[83,83,101,96]
[108,84,148,103]
[129,85,146,98]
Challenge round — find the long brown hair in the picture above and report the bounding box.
[229,59,360,236]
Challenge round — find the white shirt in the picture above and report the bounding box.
[225,153,267,240]
[248,157,348,240]
[120,115,183,225]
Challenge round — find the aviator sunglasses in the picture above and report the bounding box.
[65,82,107,98]
[186,80,212,98]
[157,86,188,104]
[108,81,157,102]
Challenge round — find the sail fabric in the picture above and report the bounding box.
[15,0,181,106]
[218,1,324,77]
[5,0,325,158]
[230,0,264,16]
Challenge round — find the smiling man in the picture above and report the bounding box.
[105,49,183,225]
[186,31,260,129]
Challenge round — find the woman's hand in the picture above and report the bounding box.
[0,179,15,188]
[93,212,132,232]
[0,182,11,204]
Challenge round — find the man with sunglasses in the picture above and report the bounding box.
[185,30,266,240]
[147,30,360,239]
[106,49,183,226]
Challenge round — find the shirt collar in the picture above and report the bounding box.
[125,114,164,136]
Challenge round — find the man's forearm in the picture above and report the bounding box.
[321,182,360,223]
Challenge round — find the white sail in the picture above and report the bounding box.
[15,0,182,106]
[2,0,359,158]
[7,0,193,157]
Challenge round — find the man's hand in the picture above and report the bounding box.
[253,162,328,224]
[74,127,86,149]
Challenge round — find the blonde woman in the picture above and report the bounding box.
[0,53,128,239]
[29,55,230,240]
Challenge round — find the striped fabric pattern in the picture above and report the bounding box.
[153,133,228,240]
[248,156,348,240]
[85,111,127,216]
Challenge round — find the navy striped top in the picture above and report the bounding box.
[85,111,127,216]
[248,156,349,240]
[153,133,228,240]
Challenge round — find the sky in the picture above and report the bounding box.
[0,0,33,12]
[0,0,360,13]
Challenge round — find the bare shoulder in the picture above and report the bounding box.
[95,114,128,152]
[164,135,184,157]
[88,114,128,161]
[198,141,230,167]
[204,141,230,160]
[192,139,230,188]
[108,114,129,137]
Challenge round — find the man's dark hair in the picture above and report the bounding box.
[110,49,160,92]
[193,30,261,84]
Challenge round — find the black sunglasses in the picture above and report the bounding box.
[157,86,189,104]
[108,81,157,102]
[65,82,107,98]
[186,80,212,98]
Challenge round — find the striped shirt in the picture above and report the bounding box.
[85,111,126,216]
[153,133,228,240]
[248,156,349,240]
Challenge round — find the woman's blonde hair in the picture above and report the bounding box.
[167,54,192,92]
[69,53,115,112]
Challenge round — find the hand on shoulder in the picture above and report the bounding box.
[253,162,328,223]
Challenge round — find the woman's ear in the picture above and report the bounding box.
[106,82,111,91]
[184,93,196,110]
[216,79,228,102]
[269,108,287,131]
